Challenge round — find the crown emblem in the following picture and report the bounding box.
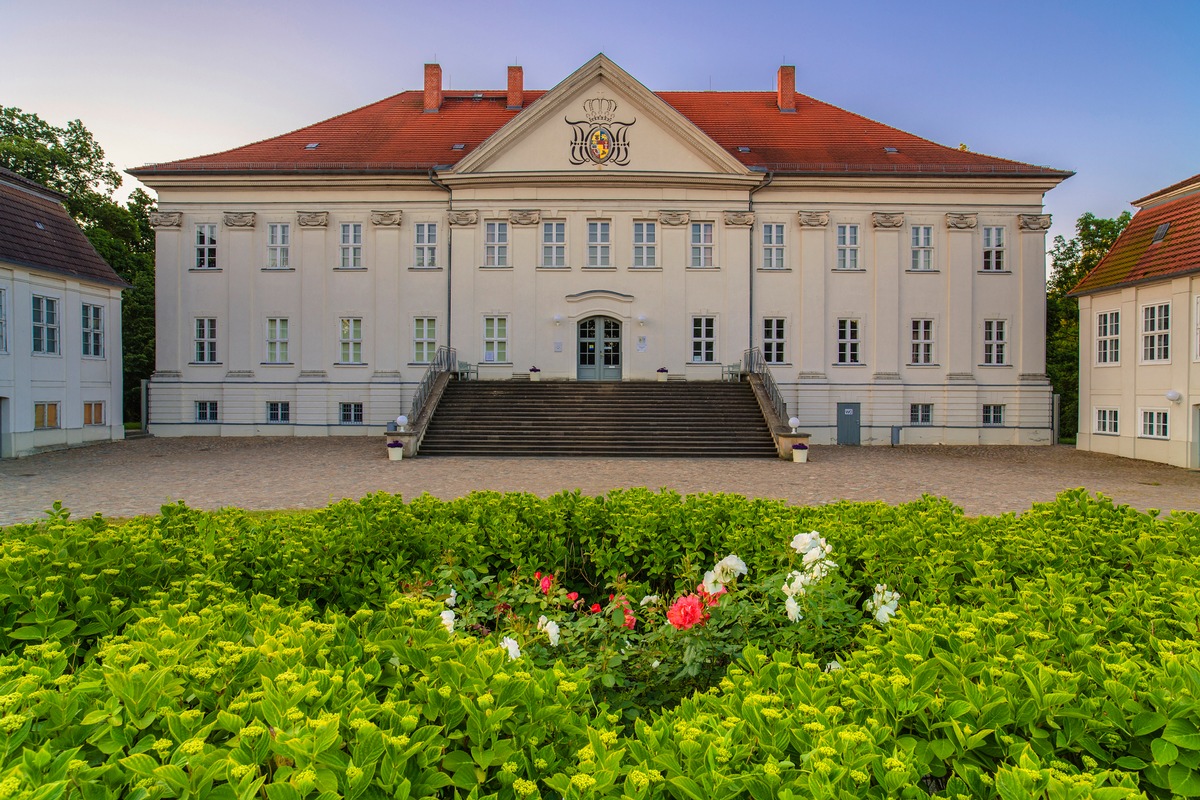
[582,98,618,125]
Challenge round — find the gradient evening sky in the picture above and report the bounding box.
[3,0,1198,262]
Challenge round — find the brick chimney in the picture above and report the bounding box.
[424,63,442,113]
[777,65,795,113]
[507,65,524,110]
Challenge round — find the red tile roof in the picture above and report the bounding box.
[129,89,1068,179]
[0,168,127,288]
[1071,177,1200,296]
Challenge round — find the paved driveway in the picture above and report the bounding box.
[1,437,1198,526]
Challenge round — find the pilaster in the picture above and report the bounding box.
[798,212,828,379]
[150,213,183,373]
[1018,214,1051,379]
[223,212,256,375]
[872,214,902,377]
[297,211,328,375]
[946,218,975,380]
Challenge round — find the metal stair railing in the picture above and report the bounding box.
[409,346,457,421]
[742,347,787,422]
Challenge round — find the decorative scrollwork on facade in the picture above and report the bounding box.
[223,212,256,228]
[872,212,905,229]
[1018,214,1052,231]
[945,213,978,230]
[370,210,403,226]
[658,210,690,226]
[724,211,755,227]
[148,211,182,228]
[296,212,328,228]
[797,211,829,228]
[447,210,478,226]
[509,209,541,226]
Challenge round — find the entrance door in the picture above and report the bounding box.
[577,316,622,380]
[836,402,861,445]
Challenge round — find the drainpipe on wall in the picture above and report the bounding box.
[747,169,773,353]
[429,168,453,348]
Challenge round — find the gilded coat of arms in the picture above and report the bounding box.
[566,98,635,166]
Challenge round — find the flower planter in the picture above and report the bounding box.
[657,372,668,382]
[792,448,808,463]
[387,446,403,461]
[530,373,540,382]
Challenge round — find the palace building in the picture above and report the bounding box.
[131,54,1070,446]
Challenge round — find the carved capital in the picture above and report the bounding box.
[872,212,904,229]
[1019,214,1052,231]
[447,210,478,227]
[509,209,541,226]
[148,211,182,229]
[723,211,754,227]
[223,211,256,228]
[370,210,403,226]
[296,211,328,228]
[797,211,829,228]
[658,210,690,226]
[945,213,977,230]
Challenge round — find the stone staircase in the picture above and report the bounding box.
[418,380,778,457]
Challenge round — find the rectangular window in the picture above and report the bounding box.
[195,224,217,269]
[267,223,290,268]
[983,320,1007,365]
[983,226,1005,271]
[340,223,363,268]
[910,319,934,364]
[414,317,437,363]
[1140,409,1168,439]
[414,222,437,268]
[83,401,105,426]
[340,402,364,425]
[763,318,785,364]
[195,401,219,423]
[1096,310,1120,364]
[982,404,1005,426]
[485,221,509,267]
[1095,408,1119,434]
[0,287,7,352]
[267,401,291,423]
[837,319,860,364]
[587,221,611,267]
[541,221,566,268]
[34,402,59,429]
[911,225,933,270]
[1142,303,1170,361]
[483,316,508,362]
[909,403,932,425]
[265,318,289,363]
[690,222,714,268]
[692,316,716,362]
[32,295,60,354]
[82,303,104,358]
[836,224,859,270]
[633,221,656,267]
[194,318,217,363]
[762,223,785,269]
[339,317,363,363]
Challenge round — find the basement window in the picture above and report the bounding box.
[1152,222,1170,243]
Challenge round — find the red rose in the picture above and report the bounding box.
[567,592,579,601]
[666,594,709,630]
[590,603,602,614]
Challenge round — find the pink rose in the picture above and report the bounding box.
[567,591,579,601]
[667,594,709,631]
[540,574,554,595]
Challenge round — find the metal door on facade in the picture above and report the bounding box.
[577,316,622,380]
[836,402,861,445]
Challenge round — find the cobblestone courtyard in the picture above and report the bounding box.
[2,437,1198,526]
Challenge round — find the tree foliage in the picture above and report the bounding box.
[1046,211,1132,440]
[1,107,155,421]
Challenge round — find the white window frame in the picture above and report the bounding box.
[414,317,437,363]
[909,403,932,426]
[195,401,219,423]
[82,303,104,358]
[83,401,105,427]
[910,319,934,365]
[633,221,656,268]
[265,318,289,364]
[983,320,1007,365]
[195,224,217,270]
[32,295,60,355]
[339,402,364,425]
[910,225,933,271]
[267,401,291,424]
[267,223,290,269]
[763,317,785,364]
[1096,310,1120,365]
[690,222,714,268]
[836,318,860,365]
[34,401,60,430]
[194,318,217,364]
[982,404,1005,426]
[1094,407,1119,435]
[982,226,1005,271]
[587,221,611,268]
[1139,408,1169,439]
[1141,303,1170,362]
[691,316,716,363]
[483,316,508,363]
[836,224,859,270]
[485,221,509,267]
[414,222,437,268]
[340,223,363,269]
[762,223,785,269]
[541,221,566,268]
[0,287,7,353]
[339,317,363,364]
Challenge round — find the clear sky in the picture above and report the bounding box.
[3,0,1197,260]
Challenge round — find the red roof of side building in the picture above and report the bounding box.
[1071,176,1200,296]
[129,90,1069,178]
[0,167,128,289]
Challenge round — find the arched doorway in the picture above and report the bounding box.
[577,316,622,380]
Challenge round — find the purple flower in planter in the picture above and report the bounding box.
[657,367,669,373]
[529,366,541,372]
[387,441,404,448]
[792,443,809,450]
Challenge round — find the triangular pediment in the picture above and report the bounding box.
[450,54,753,179]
